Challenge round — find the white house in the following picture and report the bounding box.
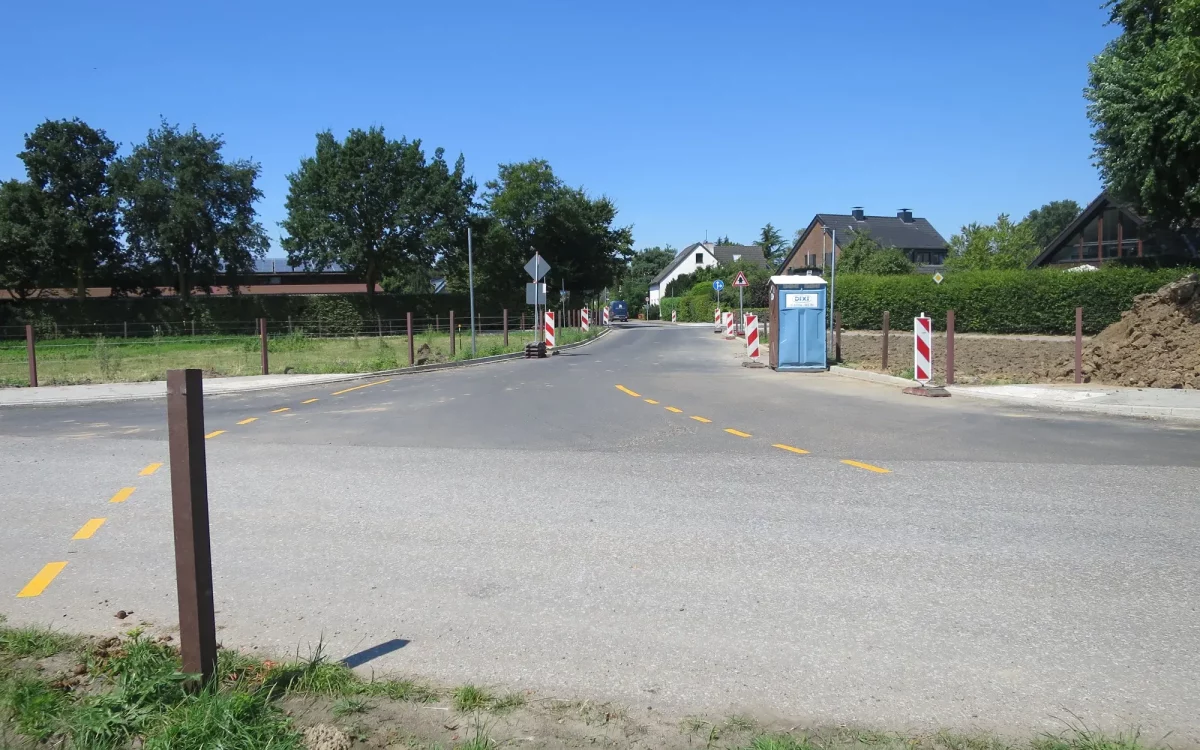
[647,242,769,304]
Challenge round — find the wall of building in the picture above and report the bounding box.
[781,222,836,274]
[649,246,719,303]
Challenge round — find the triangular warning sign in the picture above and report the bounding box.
[733,271,749,287]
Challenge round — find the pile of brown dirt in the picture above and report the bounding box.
[1085,273,1200,389]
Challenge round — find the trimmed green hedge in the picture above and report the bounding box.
[834,268,1196,334]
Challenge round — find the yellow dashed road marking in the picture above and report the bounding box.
[109,487,135,503]
[644,399,659,404]
[17,562,67,598]
[237,418,258,425]
[773,443,810,455]
[331,379,392,396]
[724,428,752,438]
[615,385,641,397]
[204,430,226,439]
[302,399,319,404]
[690,416,712,423]
[270,408,290,414]
[72,518,106,540]
[138,463,162,476]
[665,407,683,413]
[842,459,891,474]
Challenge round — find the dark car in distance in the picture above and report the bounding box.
[609,300,629,321]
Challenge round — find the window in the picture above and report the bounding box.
[695,252,704,264]
[1081,216,1099,260]
[1120,213,1140,257]
[823,252,832,267]
[1101,208,1120,259]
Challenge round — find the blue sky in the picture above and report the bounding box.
[0,0,1116,252]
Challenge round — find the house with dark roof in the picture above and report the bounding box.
[648,242,770,304]
[778,208,949,275]
[1028,191,1199,268]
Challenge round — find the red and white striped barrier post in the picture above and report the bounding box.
[713,307,721,332]
[671,310,677,323]
[544,311,556,349]
[745,313,759,361]
[602,307,610,326]
[724,311,735,339]
[913,313,932,384]
[581,307,590,332]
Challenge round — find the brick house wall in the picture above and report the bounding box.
[780,220,838,274]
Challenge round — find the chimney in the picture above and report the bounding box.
[898,208,914,223]
[851,207,865,222]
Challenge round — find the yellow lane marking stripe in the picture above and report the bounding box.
[302,399,319,404]
[615,385,641,397]
[237,418,258,425]
[842,459,891,474]
[204,430,226,439]
[724,428,752,438]
[139,462,162,476]
[690,416,712,423]
[270,408,290,413]
[18,562,68,597]
[644,399,659,404]
[331,379,392,396]
[109,487,136,503]
[73,518,106,540]
[665,407,683,413]
[773,443,810,455]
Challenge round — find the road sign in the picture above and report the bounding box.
[431,277,447,294]
[525,282,546,305]
[524,254,550,281]
[713,279,724,292]
[914,314,932,385]
[733,271,748,287]
[933,272,944,285]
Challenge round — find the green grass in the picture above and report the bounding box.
[330,696,370,717]
[0,624,83,659]
[0,326,603,386]
[453,684,492,712]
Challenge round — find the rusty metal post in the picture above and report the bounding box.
[165,369,217,686]
[834,311,842,363]
[259,318,268,375]
[449,311,456,356]
[503,309,509,345]
[521,312,525,332]
[881,311,890,371]
[406,312,414,366]
[1075,307,1083,384]
[25,325,38,387]
[946,310,956,385]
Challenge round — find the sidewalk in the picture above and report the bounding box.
[947,383,1200,422]
[0,373,359,408]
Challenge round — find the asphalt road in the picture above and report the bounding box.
[2,323,1198,739]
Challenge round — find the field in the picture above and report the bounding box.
[0,326,599,387]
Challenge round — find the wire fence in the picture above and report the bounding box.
[0,311,604,388]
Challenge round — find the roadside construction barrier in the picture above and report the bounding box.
[714,307,722,332]
[671,310,677,323]
[582,307,590,332]
[914,313,932,384]
[545,311,556,349]
[603,307,610,326]
[745,313,759,360]
[724,311,735,339]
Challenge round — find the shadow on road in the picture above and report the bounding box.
[340,638,410,668]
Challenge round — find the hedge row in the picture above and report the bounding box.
[833,267,1196,334]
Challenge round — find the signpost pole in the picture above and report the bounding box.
[467,227,477,356]
[739,286,743,335]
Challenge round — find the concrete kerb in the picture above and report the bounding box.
[945,385,1200,423]
[0,327,612,408]
[829,365,917,388]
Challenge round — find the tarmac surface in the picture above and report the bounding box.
[2,322,1198,739]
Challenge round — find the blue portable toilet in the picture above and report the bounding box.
[769,275,828,371]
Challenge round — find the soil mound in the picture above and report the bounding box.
[1085,273,1200,388]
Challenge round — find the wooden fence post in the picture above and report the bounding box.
[407,313,414,366]
[503,309,509,345]
[1075,307,1083,384]
[259,319,268,375]
[25,325,37,387]
[834,311,842,363]
[449,311,456,356]
[945,310,955,385]
[881,311,890,371]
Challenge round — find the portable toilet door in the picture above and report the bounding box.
[769,275,828,371]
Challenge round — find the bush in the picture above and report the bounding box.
[833,267,1197,334]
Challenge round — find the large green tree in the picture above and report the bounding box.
[17,118,120,297]
[945,214,1039,271]
[835,231,915,275]
[112,121,268,299]
[757,223,787,264]
[282,127,474,301]
[1021,199,1083,247]
[1086,0,1200,227]
[0,180,62,299]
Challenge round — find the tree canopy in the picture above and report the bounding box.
[1086,0,1200,227]
[1022,199,1083,248]
[0,180,61,299]
[757,223,787,264]
[945,214,1039,271]
[835,231,915,275]
[282,127,474,300]
[112,121,269,299]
